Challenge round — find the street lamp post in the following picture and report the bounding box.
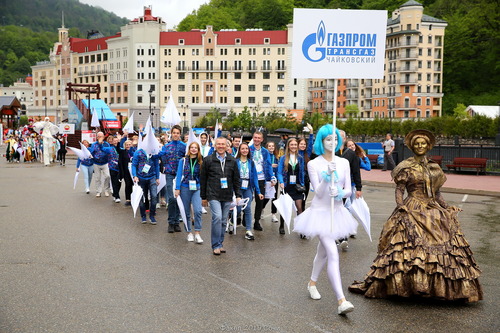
[43,97,47,118]
[148,88,153,128]
[389,105,393,133]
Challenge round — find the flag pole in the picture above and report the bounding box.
[331,78,338,233]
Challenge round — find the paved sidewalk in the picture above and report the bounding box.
[362,169,500,197]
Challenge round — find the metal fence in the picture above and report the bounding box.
[400,144,500,171]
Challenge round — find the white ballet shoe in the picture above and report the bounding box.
[307,283,321,300]
[337,300,354,315]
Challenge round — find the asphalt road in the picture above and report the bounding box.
[1,158,499,333]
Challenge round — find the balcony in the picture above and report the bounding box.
[231,66,243,71]
[247,65,258,71]
[434,66,442,71]
[275,66,286,71]
[40,76,46,80]
[346,94,358,99]
[398,66,418,72]
[394,104,418,110]
[176,66,187,71]
[261,66,272,71]
[397,79,418,85]
[399,52,418,60]
[364,80,373,87]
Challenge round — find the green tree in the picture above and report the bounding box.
[345,104,360,118]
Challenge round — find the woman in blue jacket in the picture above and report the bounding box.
[175,142,204,244]
[235,142,263,241]
[278,138,306,234]
[346,139,371,171]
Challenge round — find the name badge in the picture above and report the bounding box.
[189,180,197,191]
[220,177,228,189]
[255,163,263,174]
[142,164,151,173]
[241,179,249,190]
[289,175,297,184]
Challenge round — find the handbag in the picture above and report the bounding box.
[295,184,306,193]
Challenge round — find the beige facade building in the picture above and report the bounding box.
[30,1,446,128]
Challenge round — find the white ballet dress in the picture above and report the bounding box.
[293,155,358,239]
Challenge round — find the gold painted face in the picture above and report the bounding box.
[412,137,428,156]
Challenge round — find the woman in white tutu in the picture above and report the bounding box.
[293,124,358,315]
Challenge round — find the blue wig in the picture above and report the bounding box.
[313,124,343,155]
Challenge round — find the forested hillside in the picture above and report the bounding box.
[0,0,128,86]
[178,0,499,113]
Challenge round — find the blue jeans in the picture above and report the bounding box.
[180,186,202,232]
[209,200,231,250]
[139,178,158,218]
[166,173,180,224]
[80,164,94,190]
[237,187,253,231]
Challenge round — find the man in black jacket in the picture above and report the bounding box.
[336,130,363,250]
[200,137,242,255]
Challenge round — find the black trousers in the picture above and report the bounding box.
[110,169,122,199]
[123,173,133,201]
[254,180,266,223]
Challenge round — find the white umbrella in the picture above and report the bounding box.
[91,108,100,128]
[142,117,161,156]
[176,195,189,231]
[131,183,144,218]
[79,142,92,159]
[73,171,79,190]
[160,92,181,126]
[347,197,372,242]
[273,191,296,234]
[122,112,135,133]
[156,173,167,196]
[67,146,86,160]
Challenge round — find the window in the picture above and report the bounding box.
[179,39,185,45]
[417,98,422,106]
[263,72,270,79]
[234,85,241,91]
[264,38,270,44]
[418,48,423,56]
[427,48,432,56]
[404,86,410,93]
[164,49,171,56]
[418,60,422,68]
[277,97,284,104]
[428,35,432,43]
[138,84,142,91]
[138,96,143,103]
[234,73,241,79]
[263,97,270,104]
[249,85,256,91]
[178,73,185,79]
[178,85,185,91]
[178,96,185,104]
[263,85,270,91]
[277,73,285,79]
[248,97,255,104]
[248,73,256,79]
[234,97,241,103]
[277,85,285,91]
[419,35,423,43]
[426,98,431,106]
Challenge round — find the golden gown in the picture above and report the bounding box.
[349,157,483,302]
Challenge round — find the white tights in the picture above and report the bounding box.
[310,234,345,301]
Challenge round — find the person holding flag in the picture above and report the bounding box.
[293,124,357,315]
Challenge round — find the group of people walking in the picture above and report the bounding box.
[72,124,483,317]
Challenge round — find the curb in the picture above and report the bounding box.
[363,180,500,198]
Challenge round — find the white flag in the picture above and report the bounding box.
[160,92,181,126]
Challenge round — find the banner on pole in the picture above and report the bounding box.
[292,8,387,79]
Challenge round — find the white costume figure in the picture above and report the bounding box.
[293,125,357,315]
[34,117,59,166]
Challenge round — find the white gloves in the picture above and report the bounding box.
[330,185,339,197]
[306,123,313,133]
[327,161,337,175]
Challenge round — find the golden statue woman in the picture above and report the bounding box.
[349,129,482,302]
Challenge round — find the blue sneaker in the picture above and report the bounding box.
[150,216,157,225]
[141,217,147,224]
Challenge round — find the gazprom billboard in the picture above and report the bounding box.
[292,9,387,79]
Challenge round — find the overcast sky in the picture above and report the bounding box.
[79,0,208,28]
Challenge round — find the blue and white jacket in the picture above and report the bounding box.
[249,145,275,182]
[277,154,305,187]
[175,157,201,190]
[131,149,160,181]
[236,158,261,194]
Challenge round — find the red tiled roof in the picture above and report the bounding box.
[160,30,287,46]
[70,35,119,53]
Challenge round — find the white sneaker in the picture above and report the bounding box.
[337,300,354,315]
[85,188,90,194]
[104,191,110,197]
[194,234,203,244]
[96,193,101,197]
[202,207,208,214]
[114,198,121,203]
[308,283,321,300]
[339,240,349,251]
[272,214,279,223]
[187,233,194,242]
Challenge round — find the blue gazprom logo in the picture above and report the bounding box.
[302,21,377,62]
